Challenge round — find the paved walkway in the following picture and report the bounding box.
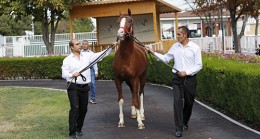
[0,80,259,139]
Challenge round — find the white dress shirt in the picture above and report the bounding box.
[154,41,202,76]
[62,47,112,84]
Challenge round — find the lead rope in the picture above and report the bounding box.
[128,33,190,109]
[66,43,117,89]
[127,33,179,82]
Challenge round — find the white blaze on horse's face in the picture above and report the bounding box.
[118,17,126,40]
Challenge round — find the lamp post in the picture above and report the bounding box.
[31,16,34,35]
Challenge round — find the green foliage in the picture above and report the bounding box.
[56,12,94,33]
[0,56,65,79]
[73,18,94,32]
[0,15,32,36]
[0,0,90,54]
[197,55,260,126]
[98,53,115,80]
[146,54,173,85]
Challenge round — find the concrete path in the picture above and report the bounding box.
[0,80,259,139]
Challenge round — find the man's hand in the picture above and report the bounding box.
[95,74,98,78]
[72,72,80,78]
[112,41,119,49]
[178,71,187,78]
[145,46,154,54]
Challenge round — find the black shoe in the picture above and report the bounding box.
[175,131,182,137]
[76,131,83,136]
[183,124,188,131]
[69,134,77,139]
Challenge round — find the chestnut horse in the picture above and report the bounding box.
[112,9,148,129]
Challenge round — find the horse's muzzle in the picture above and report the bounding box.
[117,34,125,40]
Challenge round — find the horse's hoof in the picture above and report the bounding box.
[118,123,125,128]
[138,124,145,129]
[141,116,145,120]
[131,114,137,119]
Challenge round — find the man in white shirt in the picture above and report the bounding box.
[62,39,114,139]
[81,40,98,104]
[146,26,202,137]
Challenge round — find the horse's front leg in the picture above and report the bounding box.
[140,93,145,120]
[118,98,125,127]
[139,74,146,121]
[132,78,145,129]
[115,79,125,127]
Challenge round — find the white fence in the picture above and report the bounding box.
[0,32,260,57]
[0,32,97,57]
[190,36,260,54]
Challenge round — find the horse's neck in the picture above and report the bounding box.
[118,39,134,55]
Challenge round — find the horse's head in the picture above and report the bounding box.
[117,9,134,40]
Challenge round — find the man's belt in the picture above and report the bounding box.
[68,82,88,88]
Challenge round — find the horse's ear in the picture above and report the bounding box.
[128,9,131,16]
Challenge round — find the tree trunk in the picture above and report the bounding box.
[41,9,54,55]
[231,19,239,52]
[49,10,58,56]
[255,16,259,48]
[238,15,249,53]
[40,9,61,55]
[209,13,213,37]
[230,10,240,53]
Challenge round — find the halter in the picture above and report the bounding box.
[118,16,134,36]
[119,26,131,34]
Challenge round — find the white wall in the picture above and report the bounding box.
[97,14,154,44]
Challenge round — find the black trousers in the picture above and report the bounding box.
[172,74,196,131]
[67,83,90,136]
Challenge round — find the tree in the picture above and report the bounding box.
[0,0,88,54]
[0,15,32,36]
[222,0,253,53]
[250,0,260,48]
[188,0,253,53]
[185,0,220,37]
[55,12,94,33]
[73,18,94,33]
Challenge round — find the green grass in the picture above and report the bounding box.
[0,87,69,139]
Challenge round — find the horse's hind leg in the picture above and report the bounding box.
[126,81,137,119]
[115,78,125,127]
[139,72,146,120]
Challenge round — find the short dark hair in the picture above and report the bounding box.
[178,26,190,38]
[69,39,77,49]
[69,40,74,48]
